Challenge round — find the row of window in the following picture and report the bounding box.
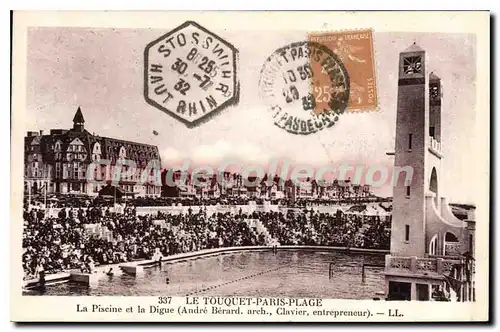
[25,162,49,178]
[52,142,86,152]
[145,186,161,195]
[54,163,86,180]
[67,144,85,152]
[30,141,158,157]
[26,169,44,178]
[52,152,88,161]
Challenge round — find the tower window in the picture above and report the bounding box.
[408,133,413,150]
[429,126,435,138]
[403,56,422,75]
[405,225,410,242]
[430,85,439,99]
[406,185,411,197]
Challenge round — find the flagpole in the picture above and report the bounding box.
[28,181,31,207]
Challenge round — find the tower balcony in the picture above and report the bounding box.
[385,254,460,279]
[429,136,442,158]
[444,242,462,256]
[384,254,475,301]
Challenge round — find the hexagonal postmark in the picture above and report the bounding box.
[144,21,239,127]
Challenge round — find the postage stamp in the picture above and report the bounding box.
[308,29,377,112]
[144,21,239,128]
[259,41,350,135]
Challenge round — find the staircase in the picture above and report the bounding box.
[245,218,279,245]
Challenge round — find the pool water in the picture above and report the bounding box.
[26,250,386,299]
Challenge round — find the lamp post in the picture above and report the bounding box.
[27,181,31,207]
[44,179,47,208]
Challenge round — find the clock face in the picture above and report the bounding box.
[403,56,422,75]
[430,85,440,99]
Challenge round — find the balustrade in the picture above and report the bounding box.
[429,136,442,154]
[386,255,461,275]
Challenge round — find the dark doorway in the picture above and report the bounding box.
[388,281,411,301]
[417,283,429,301]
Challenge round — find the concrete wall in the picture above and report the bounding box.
[391,78,427,257]
[425,195,467,256]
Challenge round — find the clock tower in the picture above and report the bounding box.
[384,43,473,301]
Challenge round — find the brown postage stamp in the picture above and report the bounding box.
[308,29,377,112]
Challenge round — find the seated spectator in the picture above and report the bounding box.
[22,201,391,279]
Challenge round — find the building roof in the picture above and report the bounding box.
[403,42,424,53]
[25,107,161,166]
[73,106,85,123]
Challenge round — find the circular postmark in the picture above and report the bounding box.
[259,41,350,135]
[144,21,238,127]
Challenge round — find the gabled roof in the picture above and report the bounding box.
[29,135,41,145]
[68,137,85,145]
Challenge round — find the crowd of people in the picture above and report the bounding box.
[28,194,391,209]
[22,202,391,280]
[22,206,266,279]
[255,210,390,249]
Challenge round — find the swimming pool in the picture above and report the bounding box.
[26,250,386,299]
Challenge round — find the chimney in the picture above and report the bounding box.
[39,130,43,136]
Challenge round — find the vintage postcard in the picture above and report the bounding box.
[10,11,490,322]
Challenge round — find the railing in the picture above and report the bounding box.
[444,242,461,256]
[389,256,412,269]
[386,255,460,275]
[429,136,442,155]
[416,258,437,272]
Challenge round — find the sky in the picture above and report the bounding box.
[25,27,477,203]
